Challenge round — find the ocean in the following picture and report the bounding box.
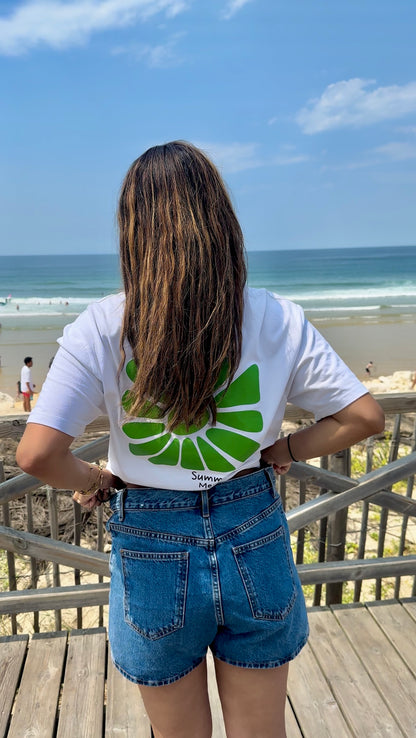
[0,245,415,327]
[0,245,415,397]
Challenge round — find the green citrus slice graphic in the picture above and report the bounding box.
[216,410,263,432]
[126,359,137,382]
[170,410,210,435]
[206,428,260,462]
[122,391,165,418]
[181,439,204,470]
[150,439,180,466]
[129,434,171,456]
[197,438,235,472]
[122,421,165,439]
[215,364,260,408]
[122,361,262,471]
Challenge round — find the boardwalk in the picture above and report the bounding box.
[0,599,415,737]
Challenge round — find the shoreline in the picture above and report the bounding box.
[1,314,415,400]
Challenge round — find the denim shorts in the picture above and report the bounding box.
[106,467,309,686]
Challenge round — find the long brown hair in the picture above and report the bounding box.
[118,141,246,430]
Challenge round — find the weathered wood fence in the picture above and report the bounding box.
[0,392,415,634]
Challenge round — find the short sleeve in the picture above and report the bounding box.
[287,315,367,421]
[28,310,106,437]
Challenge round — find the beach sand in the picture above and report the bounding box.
[0,316,415,413]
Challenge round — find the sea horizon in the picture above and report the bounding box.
[0,245,415,398]
[0,245,415,324]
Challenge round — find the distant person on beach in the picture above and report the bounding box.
[20,356,36,412]
[365,361,374,376]
[411,371,416,390]
[16,142,384,738]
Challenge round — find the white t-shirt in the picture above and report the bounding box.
[29,287,367,490]
[21,364,34,393]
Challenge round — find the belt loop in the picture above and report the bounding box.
[264,466,278,497]
[201,490,210,518]
[119,488,126,521]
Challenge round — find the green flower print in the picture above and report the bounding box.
[121,362,263,472]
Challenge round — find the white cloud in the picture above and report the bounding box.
[0,0,188,55]
[197,141,308,173]
[373,141,416,162]
[112,32,185,67]
[297,78,416,134]
[321,137,416,171]
[197,142,262,173]
[221,0,254,21]
[396,125,416,136]
[273,153,309,165]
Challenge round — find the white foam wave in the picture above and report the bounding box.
[0,296,96,305]
[270,285,416,301]
[306,305,382,313]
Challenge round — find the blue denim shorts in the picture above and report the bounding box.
[106,467,309,686]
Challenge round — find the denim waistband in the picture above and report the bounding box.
[111,466,277,516]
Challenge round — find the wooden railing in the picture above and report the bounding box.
[0,392,415,634]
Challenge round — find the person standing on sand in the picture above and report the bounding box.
[20,356,36,412]
[16,142,384,738]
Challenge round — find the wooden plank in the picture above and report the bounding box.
[0,525,109,576]
[47,487,62,631]
[0,417,27,440]
[0,391,413,438]
[206,651,226,738]
[105,650,151,738]
[326,449,350,604]
[287,453,416,532]
[0,414,111,440]
[57,628,106,738]
[298,555,416,584]
[1,498,17,634]
[284,393,416,419]
[0,635,28,738]
[368,600,416,677]
[285,699,303,738]
[308,608,404,737]
[334,604,416,737]
[287,641,352,737]
[0,436,109,505]
[289,462,416,517]
[403,598,416,625]
[8,631,67,738]
[0,583,109,614]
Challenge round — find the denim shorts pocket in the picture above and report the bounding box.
[121,549,189,641]
[232,527,297,621]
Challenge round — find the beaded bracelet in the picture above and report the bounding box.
[287,433,299,463]
[75,465,104,497]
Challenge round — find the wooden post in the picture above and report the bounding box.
[73,500,83,629]
[47,487,61,630]
[313,455,328,607]
[0,461,17,634]
[376,414,401,599]
[25,492,40,632]
[325,448,350,605]
[295,480,306,566]
[395,417,416,599]
[354,437,374,602]
[96,505,104,628]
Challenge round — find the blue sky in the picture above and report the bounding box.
[1,0,416,254]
